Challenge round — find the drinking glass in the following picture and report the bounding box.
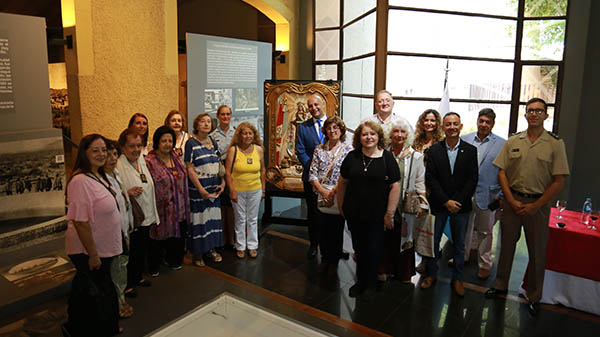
[588,210,599,230]
[555,200,567,219]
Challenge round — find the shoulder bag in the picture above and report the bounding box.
[401,153,424,214]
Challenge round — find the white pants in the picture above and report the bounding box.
[465,199,500,270]
[232,188,262,251]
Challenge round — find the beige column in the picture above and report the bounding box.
[62,0,179,142]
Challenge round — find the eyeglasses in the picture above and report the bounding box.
[526,108,546,115]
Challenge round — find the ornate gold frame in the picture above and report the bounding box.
[264,81,341,192]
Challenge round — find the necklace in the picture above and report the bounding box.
[362,154,374,172]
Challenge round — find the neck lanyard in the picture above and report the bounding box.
[86,173,120,211]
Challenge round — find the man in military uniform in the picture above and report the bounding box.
[484,97,570,316]
[210,105,236,250]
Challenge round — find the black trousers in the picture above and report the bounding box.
[349,221,385,290]
[303,181,320,246]
[127,226,150,287]
[66,254,119,337]
[317,211,345,264]
[149,237,185,269]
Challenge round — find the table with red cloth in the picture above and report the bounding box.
[521,208,600,315]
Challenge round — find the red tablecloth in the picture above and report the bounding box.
[546,208,600,282]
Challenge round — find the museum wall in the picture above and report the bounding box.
[65,0,179,142]
[0,13,53,133]
[561,0,600,206]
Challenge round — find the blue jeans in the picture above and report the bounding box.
[425,210,469,280]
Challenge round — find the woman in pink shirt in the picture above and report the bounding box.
[63,134,123,336]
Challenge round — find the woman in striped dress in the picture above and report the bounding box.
[185,113,225,266]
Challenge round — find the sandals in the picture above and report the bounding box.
[124,287,137,298]
[248,249,258,258]
[236,250,245,259]
[119,302,134,319]
[194,259,205,267]
[210,250,223,263]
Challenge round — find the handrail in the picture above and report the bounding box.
[62,134,78,148]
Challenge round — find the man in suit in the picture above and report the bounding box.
[461,108,506,280]
[422,112,478,296]
[297,93,327,259]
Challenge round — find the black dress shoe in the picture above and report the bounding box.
[484,287,508,299]
[307,245,318,260]
[349,283,365,298]
[528,302,540,316]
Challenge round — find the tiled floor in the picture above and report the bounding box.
[1,224,599,337]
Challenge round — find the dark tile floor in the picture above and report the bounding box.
[1,224,599,337]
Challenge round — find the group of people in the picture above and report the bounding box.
[298,91,569,314]
[62,90,569,335]
[62,106,265,336]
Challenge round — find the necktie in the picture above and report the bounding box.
[317,119,324,143]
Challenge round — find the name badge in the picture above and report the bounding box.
[140,173,148,183]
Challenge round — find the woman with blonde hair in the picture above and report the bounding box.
[224,122,265,259]
[337,121,401,301]
[412,109,444,153]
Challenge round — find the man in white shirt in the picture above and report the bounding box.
[362,90,411,135]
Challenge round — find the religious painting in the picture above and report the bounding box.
[264,81,340,192]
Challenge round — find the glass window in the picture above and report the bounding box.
[521,20,565,61]
[389,0,518,17]
[388,10,517,59]
[315,64,338,80]
[386,56,514,100]
[520,65,558,103]
[343,12,376,59]
[315,0,340,28]
[516,105,554,133]
[394,100,511,138]
[342,96,374,130]
[525,0,567,17]
[315,30,340,61]
[343,0,376,25]
[342,56,375,95]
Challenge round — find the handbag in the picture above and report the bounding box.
[413,207,435,257]
[209,136,226,177]
[316,144,347,215]
[402,153,423,214]
[130,197,145,229]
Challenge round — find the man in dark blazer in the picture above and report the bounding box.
[296,93,327,259]
[422,112,478,297]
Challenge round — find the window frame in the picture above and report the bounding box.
[313,0,569,135]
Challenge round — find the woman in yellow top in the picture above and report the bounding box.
[225,122,266,259]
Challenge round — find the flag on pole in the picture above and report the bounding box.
[439,58,454,243]
[439,58,450,115]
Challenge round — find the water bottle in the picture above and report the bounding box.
[582,198,593,225]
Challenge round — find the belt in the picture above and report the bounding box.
[510,188,542,199]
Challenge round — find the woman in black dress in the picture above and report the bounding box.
[337,121,401,301]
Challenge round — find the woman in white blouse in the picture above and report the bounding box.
[116,127,160,298]
[382,118,427,284]
[309,116,352,276]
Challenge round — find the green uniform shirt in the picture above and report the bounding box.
[493,130,570,195]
